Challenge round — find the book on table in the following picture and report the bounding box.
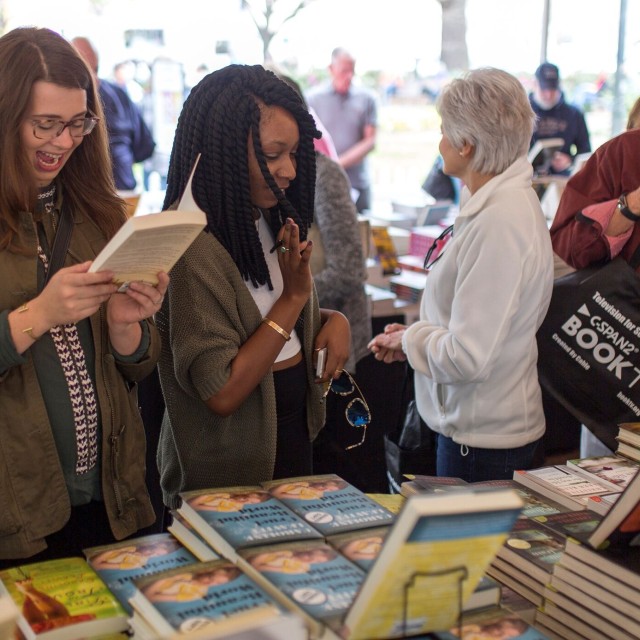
[339,487,523,640]
[177,485,324,564]
[406,476,570,519]
[616,421,640,448]
[550,562,639,623]
[177,475,394,565]
[545,572,640,638]
[565,454,639,492]
[586,491,620,515]
[83,532,199,615]
[530,509,602,542]
[261,474,395,536]
[89,154,206,291]
[430,604,551,640]
[615,440,640,463]
[0,556,128,639]
[513,465,618,511]
[238,538,366,640]
[536,603,616,640]
[472,478,570,519]
[166,511,220,562]
[325,526,501,614]
[0,594,18,639]
[581,461,640,548]
[542,581,639,640]
[493,516,565,587]
[128,558,285,639]
[560,539,640,601]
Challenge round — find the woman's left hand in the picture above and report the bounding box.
[314,310,351,381]
[107,272,170,326]
[368,323,407,364]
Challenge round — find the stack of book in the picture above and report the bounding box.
[486,516,566,609]
[175,474,525,639]
[407,224,451,261]
[388,270,428,303]
[0,556,130,640]
[513,462,627,512]
[615,422,640,463]
[534,467,640,640]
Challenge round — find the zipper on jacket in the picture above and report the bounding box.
[99,305,126,518]
[109,423,126,517]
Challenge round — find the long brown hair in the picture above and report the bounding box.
[0,27,126,252]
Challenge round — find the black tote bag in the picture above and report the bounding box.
[384,364,437,493]
[537,247,640,451]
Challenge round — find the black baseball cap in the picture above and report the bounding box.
[535,63,560,90]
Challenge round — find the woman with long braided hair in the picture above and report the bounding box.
[156,65,351,510]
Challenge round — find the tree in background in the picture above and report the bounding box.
[438,0,469,72]
[242,0,316,64]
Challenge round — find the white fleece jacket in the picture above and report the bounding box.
[402,156,553,449]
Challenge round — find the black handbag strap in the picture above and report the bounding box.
[44,205,73,286]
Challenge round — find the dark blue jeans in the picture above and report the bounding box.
[436,433,541,482]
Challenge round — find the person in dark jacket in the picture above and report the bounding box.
[529,62,591,175]
[72,37,155,191]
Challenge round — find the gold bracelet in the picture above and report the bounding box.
[262,317,291,341]
[22,326,38,340]
[17,303,39,341]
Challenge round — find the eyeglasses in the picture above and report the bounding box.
[31,115,100,140]
[323,370,371,450]
[423,224,454,271]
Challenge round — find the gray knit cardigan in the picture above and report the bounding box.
[156,230,325,509]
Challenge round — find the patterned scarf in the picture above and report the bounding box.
[37,185,99,474]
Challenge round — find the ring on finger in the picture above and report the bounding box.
[279,246,290,253]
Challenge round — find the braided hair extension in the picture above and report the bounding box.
[164,64,320,288]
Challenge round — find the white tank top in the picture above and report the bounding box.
[244,213,302,362]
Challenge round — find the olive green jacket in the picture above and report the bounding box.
[0,207,159,559]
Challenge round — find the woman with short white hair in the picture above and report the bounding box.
[369,68,554,481]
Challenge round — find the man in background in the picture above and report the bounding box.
[72,37,155,191]
[307,48,377,212]
[529,62,591,175]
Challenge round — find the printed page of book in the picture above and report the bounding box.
[89,154,205,289]
[342,488,523,640]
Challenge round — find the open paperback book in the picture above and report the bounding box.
[89,154,206,291]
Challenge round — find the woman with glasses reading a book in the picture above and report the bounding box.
[0,28,168,566]
[156,65,351,512]
[368,68,554,482]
